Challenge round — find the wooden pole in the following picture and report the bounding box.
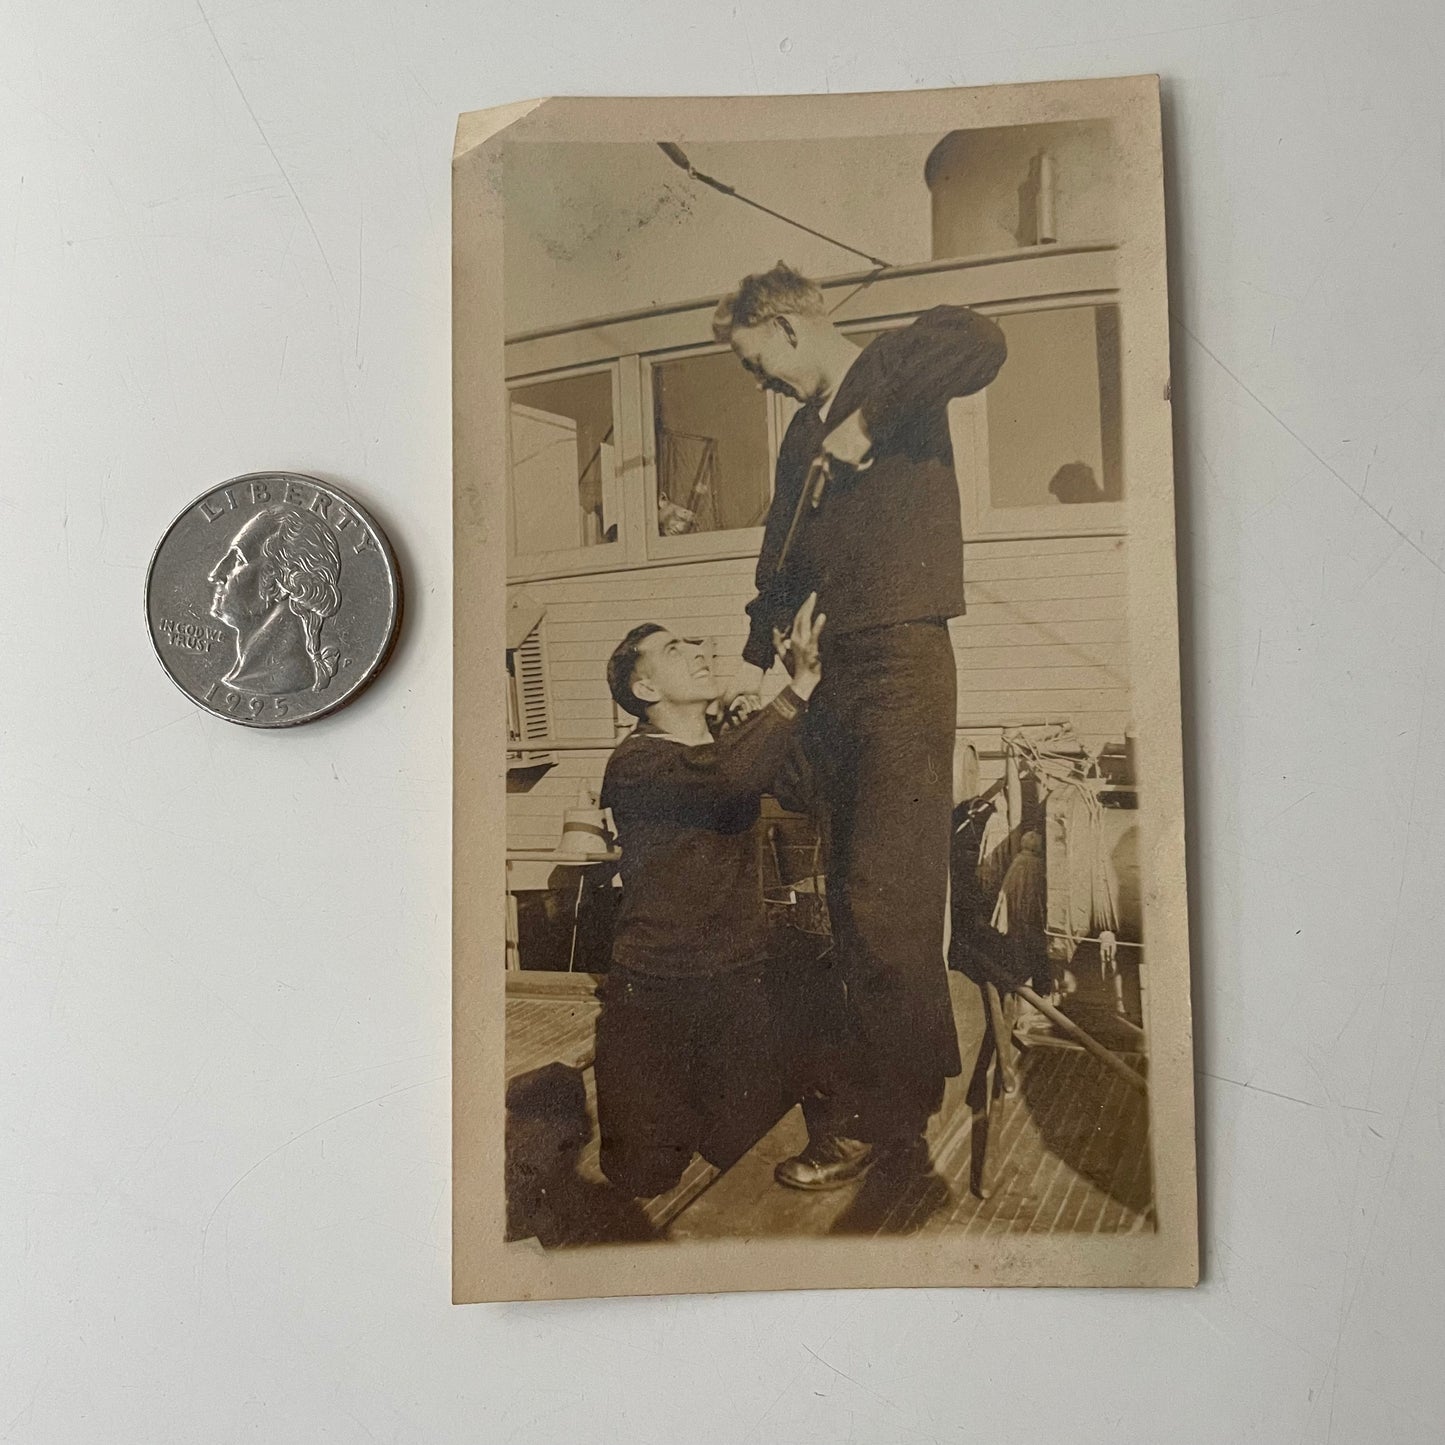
[1015,984,1148,1094]
[983,980,1018,1096]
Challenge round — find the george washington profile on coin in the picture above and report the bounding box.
[146,473,401,728]
[207,504,343,695]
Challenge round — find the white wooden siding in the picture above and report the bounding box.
[506,536,1131,851]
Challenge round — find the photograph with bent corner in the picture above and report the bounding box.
[453,77,1199,1301]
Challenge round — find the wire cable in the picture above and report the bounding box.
[657,142,895,270]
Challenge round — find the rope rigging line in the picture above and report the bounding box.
[656,142,896,270]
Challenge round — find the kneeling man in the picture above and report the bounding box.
[595,596,824,1198]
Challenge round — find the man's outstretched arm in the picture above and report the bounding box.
[603,687,811,830]
[607,596,825,826]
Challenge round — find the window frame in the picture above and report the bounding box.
[951,294,1126,538]
[502,245,1128,581]
[505,359,632,581]
[641,339,783,564]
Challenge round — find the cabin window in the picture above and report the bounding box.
[647,347,775,557]
[503,257,1128,575]
[986,305,1122,508]
[950,302,1125,537]
[508,367,623,562]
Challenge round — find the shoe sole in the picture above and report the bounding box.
[773,1162,876,1192]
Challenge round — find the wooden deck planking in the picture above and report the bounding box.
[1064,1072,1140,1233]
[942,1050,1081,1238]
[1027,1052,1108,1234]
[505,994,599,1081]
[969,1055,1079,1237]
[504,972,1154,1246]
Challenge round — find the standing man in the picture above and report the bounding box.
[712,263,1007,1189]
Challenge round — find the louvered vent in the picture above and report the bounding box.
[508,623,555,767]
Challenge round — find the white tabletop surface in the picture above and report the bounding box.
[4,2,1443,1441]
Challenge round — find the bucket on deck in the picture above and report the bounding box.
[558,787,614,857]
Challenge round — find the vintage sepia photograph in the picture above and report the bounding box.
[454,78,1198,1301]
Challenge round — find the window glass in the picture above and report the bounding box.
[985,305,1122,508]
[652,351,772,536]
[509,372,619,554]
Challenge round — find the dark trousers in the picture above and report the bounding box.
[801,621,964,1143]
[594,962,792,1198]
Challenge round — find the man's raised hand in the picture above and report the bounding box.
[773,592,826,700]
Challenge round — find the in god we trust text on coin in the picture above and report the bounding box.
[145,473,402,728]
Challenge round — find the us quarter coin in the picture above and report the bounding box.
[145,473,403,728]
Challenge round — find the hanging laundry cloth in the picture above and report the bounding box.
[976,796,1014,899]
[989,831,1048,991]
[949,798,998,983]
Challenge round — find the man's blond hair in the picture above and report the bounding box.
[711,262,826,343]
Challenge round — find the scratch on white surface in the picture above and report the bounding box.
[2,175,22,368]
[355,202,364,365]
[742,1332,841,1442]
[1185,1301,1234,1345]
[1309,575,1445,1443]
[427,1180,448,1240]
[1259,788,1316,829]
[1358,535,1406,590]
[122,712,197,746]
[321,1049,442,1082]
[1174,317,1444,576]
[99,1061,210,1207]
[1,1357,47,1442]
[197,1074,444,1282]
[194,1,341,304]
[800,1340,909,1421]
[1361,440,1379,498]
[1197,1070,1318,1110]
[1296,138,1414,306]
[343,1412,381,1445]
[734,5,763,92]
[272,334,289,406]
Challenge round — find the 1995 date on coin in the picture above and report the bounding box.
[145,473,402,728]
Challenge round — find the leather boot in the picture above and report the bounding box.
[774,1134,876,1191]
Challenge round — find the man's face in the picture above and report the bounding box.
[729,317,814,402]
[631,630,717,711]
[208,514,276,629]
